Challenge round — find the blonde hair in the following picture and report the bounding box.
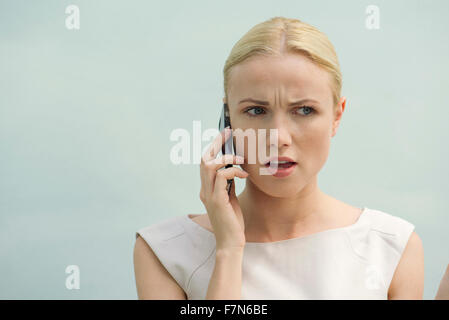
[223,16,342,109]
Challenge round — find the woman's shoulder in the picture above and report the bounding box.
[136,215,186,242]
[363,207,416,236]
[135,213,215,243]
[188,213,214,233]
[347,207,417,261]
[134,214,216,295]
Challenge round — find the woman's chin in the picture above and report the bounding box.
[266,188,302,198]
[258,180,305,198]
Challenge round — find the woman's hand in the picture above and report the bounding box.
[435,263,449,299]
[199,127,249,251]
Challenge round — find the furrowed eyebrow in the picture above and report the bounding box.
[238,98,270,106]
[238,98,319,106]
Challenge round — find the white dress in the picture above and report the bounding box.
[135,207,415,299]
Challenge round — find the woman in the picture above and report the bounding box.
[134,16,428,300]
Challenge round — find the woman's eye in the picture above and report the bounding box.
[244,106,266,117]
[244,106,316,117]
[297,106,315,116]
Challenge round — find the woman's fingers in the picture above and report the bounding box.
[200,154,245,200]
[209,154,245,167]
[202,127,231,163]
[200,126,242,202]
[213,167,249,201]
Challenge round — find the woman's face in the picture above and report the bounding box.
[226,52,345,197]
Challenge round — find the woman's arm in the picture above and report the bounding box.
[206,247,244,299]
[133,235,187,299]
[387,231,425,299]
[435,264,449,299]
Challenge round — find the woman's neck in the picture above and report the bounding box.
[237,177,336,242]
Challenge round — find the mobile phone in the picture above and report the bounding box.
[218,103,234,195]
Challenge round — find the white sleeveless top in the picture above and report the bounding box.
[135,207,415,300]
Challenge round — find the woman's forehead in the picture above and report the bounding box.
[228,54,333,104]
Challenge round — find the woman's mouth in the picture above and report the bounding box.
[264,161,297,178]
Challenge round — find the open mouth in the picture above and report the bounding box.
[265,161,297,168]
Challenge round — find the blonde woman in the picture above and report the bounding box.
[134,16,430,300]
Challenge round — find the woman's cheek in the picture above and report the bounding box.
[233,130,267,163]
[308,136,331,172]
[241,162,257,176]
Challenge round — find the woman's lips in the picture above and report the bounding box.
[264,156,296,165]
[264,162,297,178]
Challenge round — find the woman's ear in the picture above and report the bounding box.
[340,96,346,113]
[331,97,347,138]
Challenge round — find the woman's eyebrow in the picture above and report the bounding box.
[238,98,319,106]
[238,98,270,105]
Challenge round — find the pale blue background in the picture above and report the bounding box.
[1,0,448,299]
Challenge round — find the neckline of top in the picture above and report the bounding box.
[183,206,370,246]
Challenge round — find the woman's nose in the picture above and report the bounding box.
[268,115,292,148]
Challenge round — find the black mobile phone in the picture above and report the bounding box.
[218,103,234,195]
